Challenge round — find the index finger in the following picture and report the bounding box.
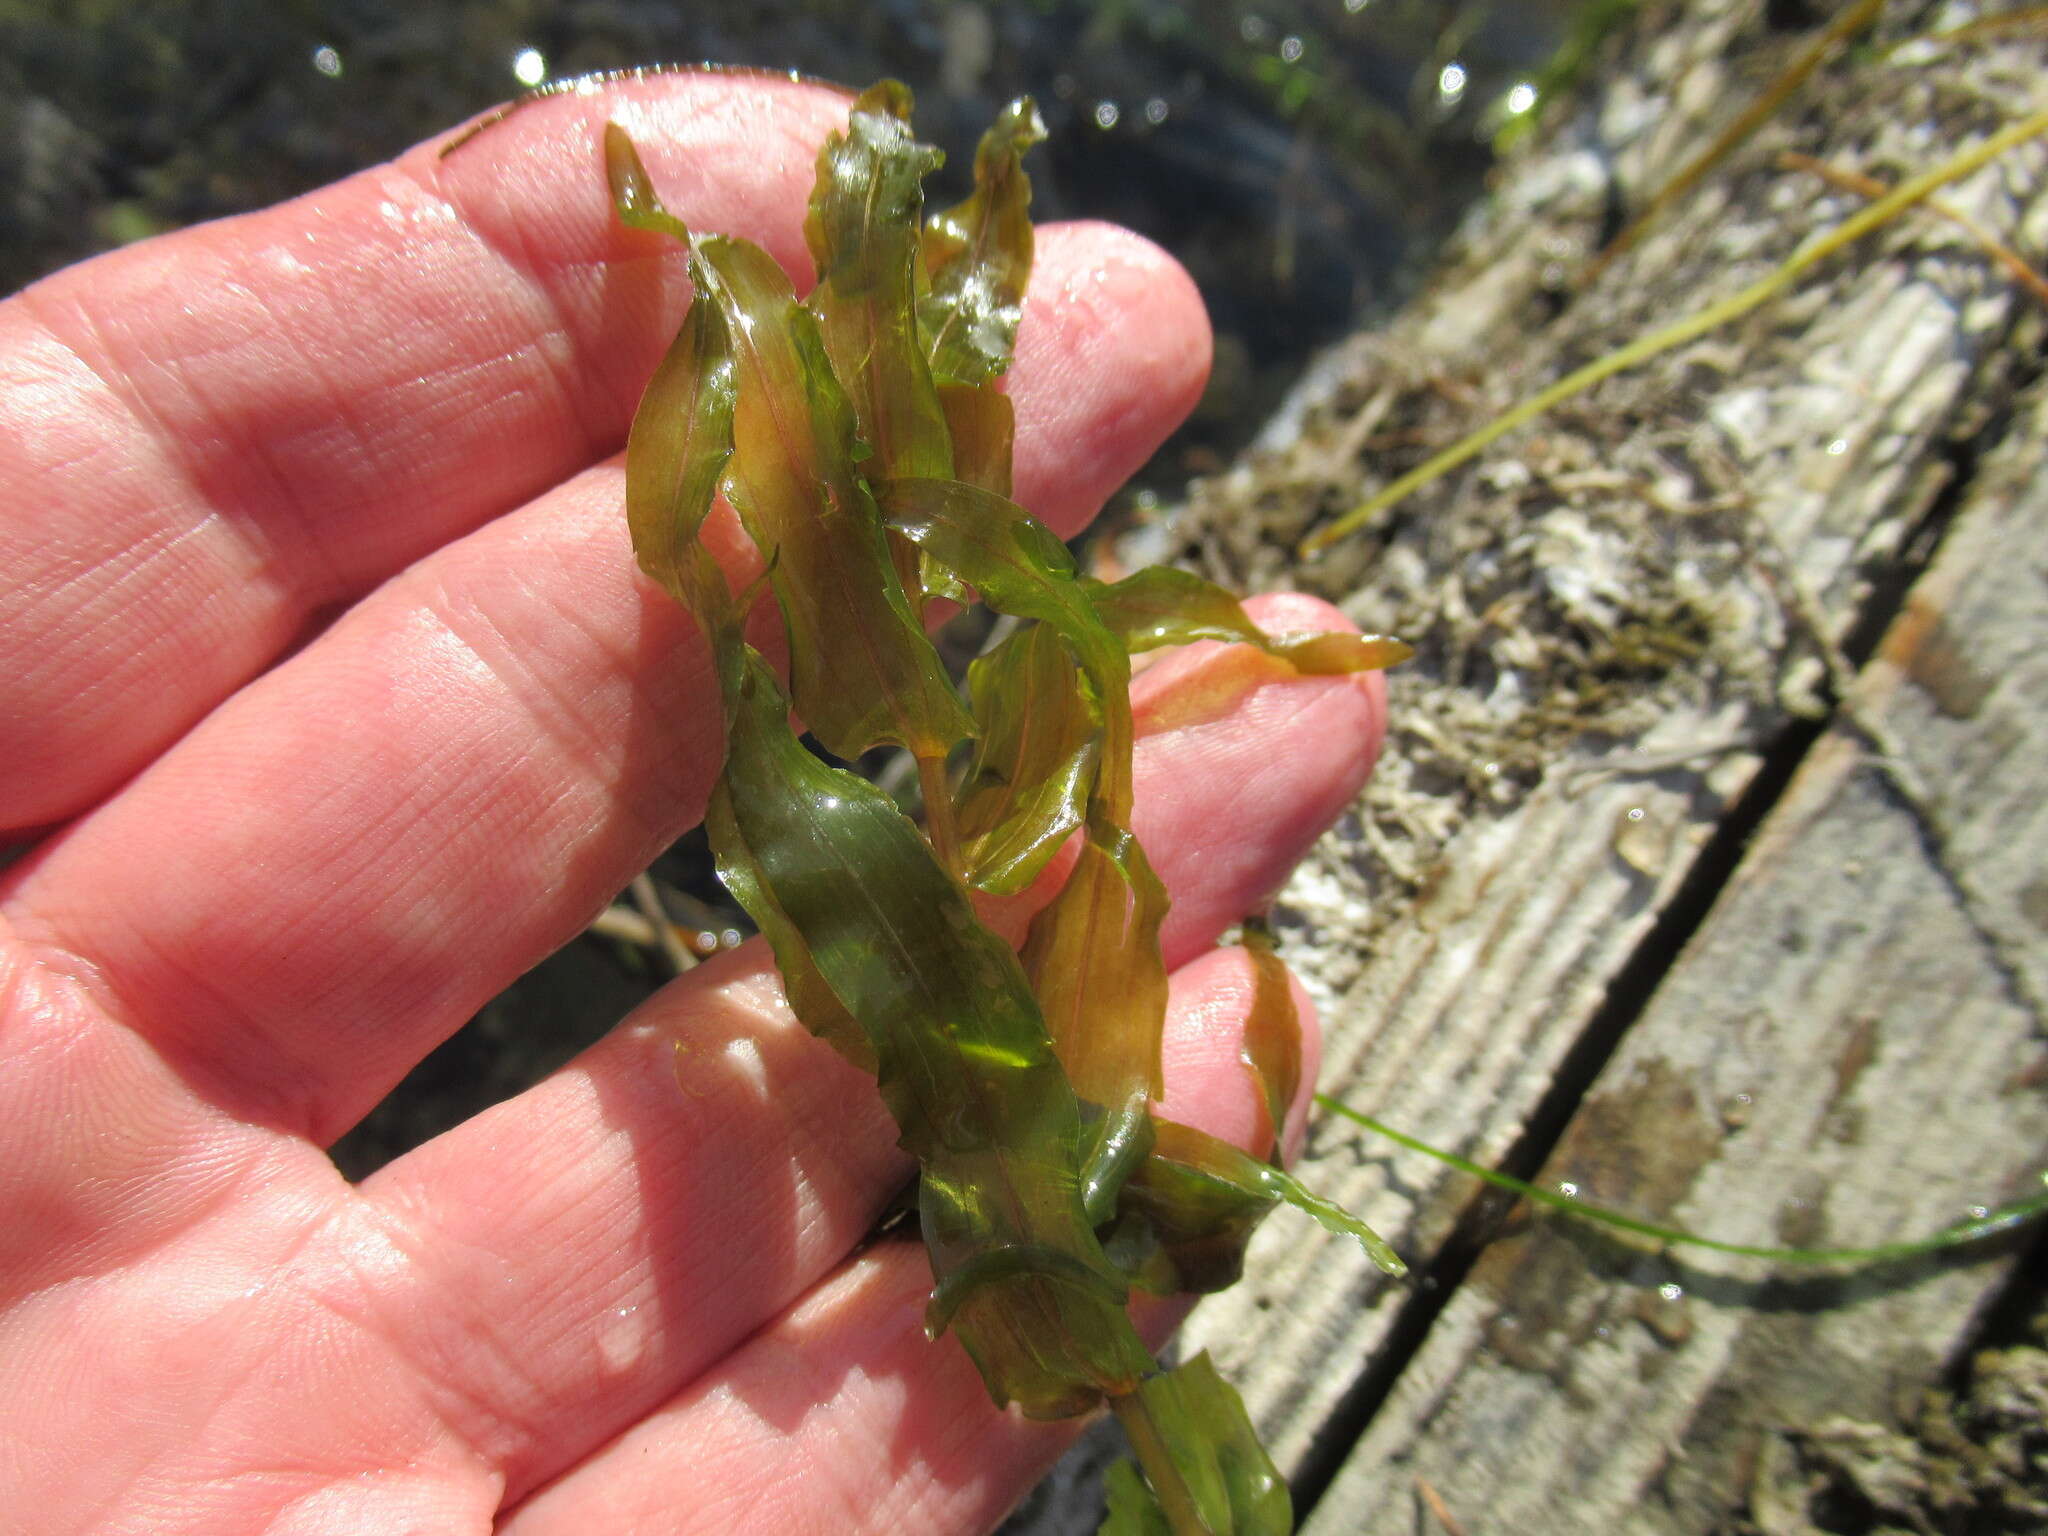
[0,74,1161,834]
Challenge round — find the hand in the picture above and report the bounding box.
[0,74,1387,1534]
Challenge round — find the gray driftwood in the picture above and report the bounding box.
[1010,0,2048,1530]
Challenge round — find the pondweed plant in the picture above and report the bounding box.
[606,82,1408,1534]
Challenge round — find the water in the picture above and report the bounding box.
[3,0,1580,481]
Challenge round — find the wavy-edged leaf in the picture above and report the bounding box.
[1105,1353,1292,1536]
[877,475,1164,1214]
[1109,1118,1407,1292]
[690,235,973,761]
[708,638,1151,1417]
[1021,821,1168,1222]
[937,382,1015,495]
[877,475,1133,821]
[707,788,874,1076]
[1101,1459,1175,1536]
[919,96,1046,386]
[604,123,693,244]
[956,622,1100,895]
[1238,918,1301,1165]
[804,81,952,483]
[607,125,743,644]
[1084,567,1413,673]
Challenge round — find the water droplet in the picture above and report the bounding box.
[1437,62,1468,103]
[1482,761,1500,777]
[1505,81,1538,116]
[1093,100,1120,130]
[1240,15,1271,44]
[1626,806,1645,822]
[1826,437,1849,456]
[512,47,547,88]
[1279,35,1304,63]
[719,928,744,950]
[311,45,343,78]
[1658,1281,1684,1302]
[1144,97,1170,126]
[1969,1204,1991,1221]
[1558,1181,1579,1199]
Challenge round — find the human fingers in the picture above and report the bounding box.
[498,946,1326,1535]
[0,219,1209,1144]
[0,70,1203,833]
[347,596,1374,1503]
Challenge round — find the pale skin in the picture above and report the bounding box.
[0,75,1388,1534]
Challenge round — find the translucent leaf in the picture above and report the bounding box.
[706,786,874,1077]
[876,475,1134,822]
[604,123,692,244]
[956,623,1100,895]
[707,637,1153,1417]
[937,382,1016,494]
[919,95,1046,387]
[1101,1460,1175,1536]
[804,81,952,483]
[1109,1118,1408,1291]
[1106,1354,1292,1536]
[1238,919,1301,1165]
[607,125,741,641]
[689,235,974,761]
[1021,821,1169,1223]
[877,475,1164,1212]
[1084,567,1413,673]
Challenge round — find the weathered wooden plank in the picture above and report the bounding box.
[1003,2,2046,1528]
[1306,363,2048,1532]
[1155,0,2048,1521]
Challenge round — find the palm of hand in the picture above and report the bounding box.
[0,75,1385,1534]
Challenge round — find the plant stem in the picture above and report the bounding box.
[917,750,964,876]
[1110,1390,1208,1536]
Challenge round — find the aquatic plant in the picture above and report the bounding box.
[608,82,1408,1533]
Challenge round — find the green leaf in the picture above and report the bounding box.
[707,638,1153,1417]
[690,235,974,762]
[621,270,736,613]
[706,786,875,1077]
[956,622,1100,895]
[604,123,693,244]
[1112,1119,1408,1289]
[876,475,1134,822]
[1107,1354,1293,1536]
[878,475,1165,1216]
[1238,919,1301,1165]
[1101,1460,1175,1536]
[804,81,953,483]
[1021,820,1169,1223]
[937,381,1016,495]
[1100,1120,1276,1297]
[1084,567,1414,673]
[919,95,1046,387]
[607,124,741,643]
